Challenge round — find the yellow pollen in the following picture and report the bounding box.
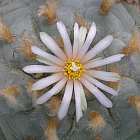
[64,59,84,80]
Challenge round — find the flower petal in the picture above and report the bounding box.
[40,32,66,60]
[78,82,87,111]
[78,26,87,48]
[78,22,96,59]
[36,56,53,65]
[23,65,62,73]
[85,54,125,69]
[31,46,64,66]
[58,80,73,120]
[81,78,112,108]
[83,57,103,64]
[73,23,79,58]
[74,80,83,122]
[84,74,118,96]
[88,70,120,82]
[36,78,67,104]
[73,25,87,59]
[82,35,113,63]
[32,73,63,91]
[57,21,72,57]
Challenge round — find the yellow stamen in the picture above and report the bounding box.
[64,59,84,80]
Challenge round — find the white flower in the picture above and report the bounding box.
[23,21,124,122]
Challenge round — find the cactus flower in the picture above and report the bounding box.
[23,21,124,122]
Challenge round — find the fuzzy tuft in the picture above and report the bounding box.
[38,0,57,24]
[46,96,61,116]
[17,32,37,60]
[75,14,89,29]
[0,85,20,106]
[0,17,14,43]
[88,111,106,132]
[99,0,115,15]
[44,117,59,140]
[1,85,20,97]
[128,96,140,115]
[123,30,140,56]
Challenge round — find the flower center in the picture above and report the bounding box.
[64,59,84,80]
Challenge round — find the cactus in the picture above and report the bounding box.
[0,0,140,140]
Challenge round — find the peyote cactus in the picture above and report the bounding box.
[0,0,140,140]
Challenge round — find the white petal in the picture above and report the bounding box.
[73,25,87,59]
[23,65,62,73]
[82,35,113,63]
[78,22,96,59]
[81,78,112,108]
[36,56,53,65]
[78,27,87,48]
[85,54,125,69]
[58,80,73,120]
[84,74,118,96]
[31,46,64,66]
[88,70,120,82]
[74,80,83,122]
[78,82,87,111]
[36,78,67,104]
[40,32,66,60]
[57,21,72,57]
[73,23,79,58]
[32,73,63,91]
[83,57,103,64]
